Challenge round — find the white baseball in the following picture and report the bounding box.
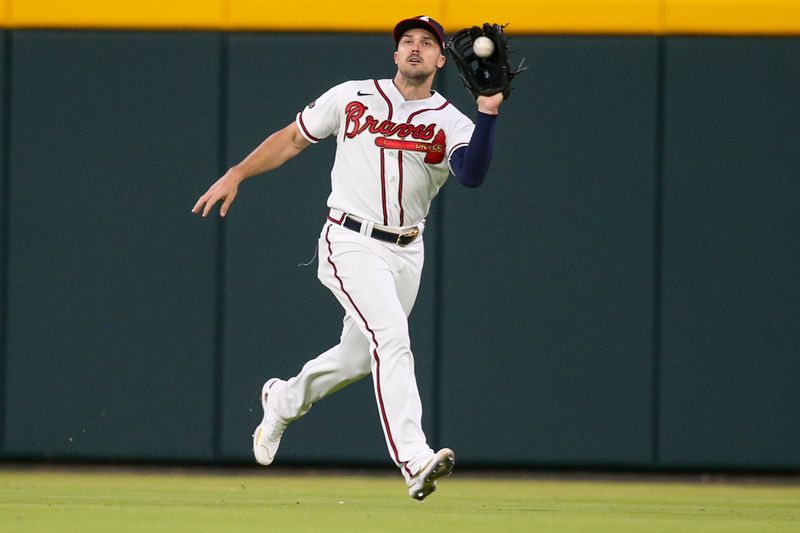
[473,36,495,58]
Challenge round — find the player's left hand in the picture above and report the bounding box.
[191,169,243,217]
[477,93,504,115]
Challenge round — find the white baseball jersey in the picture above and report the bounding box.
[295,78,475,228]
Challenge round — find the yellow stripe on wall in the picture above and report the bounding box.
[227,1,441,32]
[445,0,663,35]
[665,0,800,34]
[8,0,224,29]
[0,0,798,34]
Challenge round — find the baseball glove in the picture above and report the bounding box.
[445,23,526,100]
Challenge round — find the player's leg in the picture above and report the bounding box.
[381,229,455,500]
[253,307,374,466]
[269,313,372,422]
[253,227,376,466]
[319,223,434,479]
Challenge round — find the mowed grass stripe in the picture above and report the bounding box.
[1,470,798,532]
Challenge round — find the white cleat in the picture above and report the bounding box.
[252,378,287,466]
[407,448,455,501]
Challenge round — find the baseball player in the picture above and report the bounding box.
[192,16,504,500]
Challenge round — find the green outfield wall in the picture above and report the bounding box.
[0,31,798,470]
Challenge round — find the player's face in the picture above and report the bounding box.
[394,29,446,82]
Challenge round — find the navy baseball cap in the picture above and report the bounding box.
[393,16,445,48]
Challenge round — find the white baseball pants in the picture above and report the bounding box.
[269,218,434,480]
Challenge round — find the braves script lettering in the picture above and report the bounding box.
[344,101,436,141]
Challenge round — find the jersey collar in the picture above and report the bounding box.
[384,78,444,107]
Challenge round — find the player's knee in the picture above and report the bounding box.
[374,333,412,360]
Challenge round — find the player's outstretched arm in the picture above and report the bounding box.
[450,93,505,188]
[191,121,311,217]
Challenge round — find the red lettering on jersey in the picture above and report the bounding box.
[397,124,416,138]
[364,116,381,135]
[344,100,438,143]
[417,124,436,140]
[344,101,367,140]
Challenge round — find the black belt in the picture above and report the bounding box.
[338,215,420,246]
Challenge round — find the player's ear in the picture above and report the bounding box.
[437,52,446,69]
[394,50,399,66]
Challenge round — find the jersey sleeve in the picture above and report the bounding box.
[295,83,344,144]
[445,112,476,171]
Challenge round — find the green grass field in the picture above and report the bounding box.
[1,468,798,532]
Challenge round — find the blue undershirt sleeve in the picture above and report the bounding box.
[450,111,498,188]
